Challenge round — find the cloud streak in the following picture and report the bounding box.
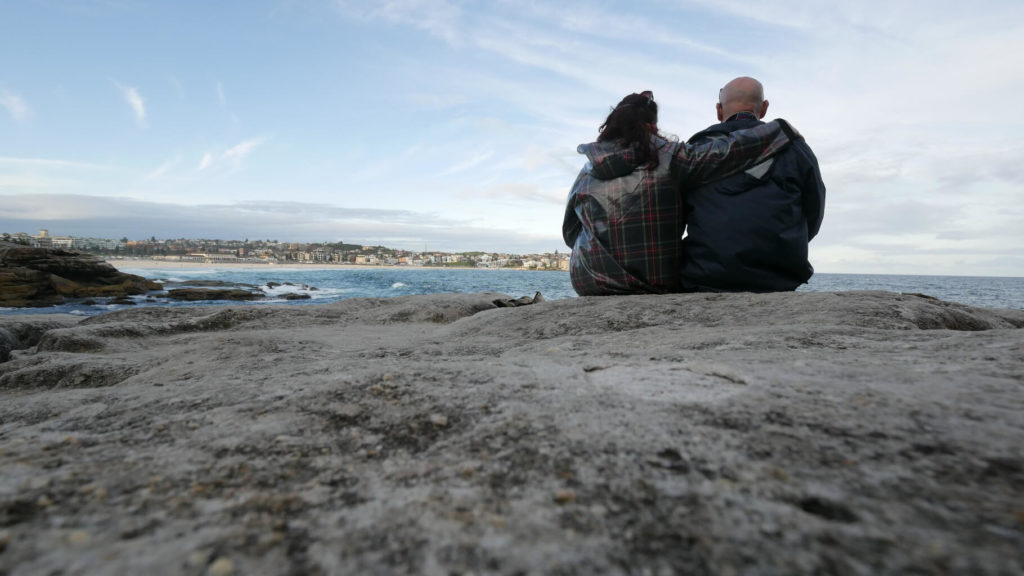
[223,137,266,163]
[196,138,268,172]
[112,80,146,126]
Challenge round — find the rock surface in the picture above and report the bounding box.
[0,242,161,308]
[164,288,265,302]
[1,291,1022,575]
[0,315,81,362]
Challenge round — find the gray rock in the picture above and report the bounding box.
[0,291,1022,575]
[0,314,81,362]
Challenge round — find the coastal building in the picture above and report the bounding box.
[31,229,53,248]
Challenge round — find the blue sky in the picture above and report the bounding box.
[2,0,1023,276]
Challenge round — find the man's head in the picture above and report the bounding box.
[717,77,768,122]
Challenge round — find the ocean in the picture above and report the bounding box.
[3,267,1024,316]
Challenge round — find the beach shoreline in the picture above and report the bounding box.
[103,258,556,273]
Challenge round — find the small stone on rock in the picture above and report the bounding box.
[208,556,235,576]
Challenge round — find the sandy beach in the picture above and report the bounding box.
[102,258,553,274]
[2,290,1023,574]
[104,258,432,272]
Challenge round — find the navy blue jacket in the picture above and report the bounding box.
[680,115,825,292]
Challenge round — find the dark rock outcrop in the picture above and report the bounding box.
[165,288,265,301]
[0,242,162,308]
[280,292,312,300]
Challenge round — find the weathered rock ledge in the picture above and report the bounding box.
[1,291,1022,575]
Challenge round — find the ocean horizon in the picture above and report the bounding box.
[2,267,1023,316]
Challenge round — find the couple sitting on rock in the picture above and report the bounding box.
[562,77,826,296]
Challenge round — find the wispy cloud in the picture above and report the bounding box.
[0,90,30,121]
[0,156,113,169]
[216,81,227,107]
[334,0,463,45]
[436,150,493,177]
[197,137,268,172]
[112,80,146,127]
[223,137,267,163]
[145,155,182,180]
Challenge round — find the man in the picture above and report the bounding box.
[680,77,825,292]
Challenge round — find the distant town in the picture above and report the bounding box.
[2,229,570,271]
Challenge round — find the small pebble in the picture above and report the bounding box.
[0,530,10,553]
[429,414,449,427]
[554,490,576,504]
[208,557,235,576]
[186,550,211,568]
[67,530,91,546]
[36,495,53,508]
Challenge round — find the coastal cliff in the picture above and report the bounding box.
[1,291,1023,574]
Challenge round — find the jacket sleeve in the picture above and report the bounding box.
[673,119,796,186]
[793,141,826,240]
[562,170,586,248]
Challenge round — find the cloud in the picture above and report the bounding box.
[0,194,561,253]
[0,157,112,170]
[223,137,267,163]
[335,0,463,45]
[145,156,181,180]
[216,81,226,107]
[112,81,146,126]
[470,182,563,205]
[436,151,493,177]
[195,138,267,172]
[0,90,30,121]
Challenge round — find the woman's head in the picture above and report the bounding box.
[598,91,660,168]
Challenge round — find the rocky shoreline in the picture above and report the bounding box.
[0,243,326,308]
[0,242,161,308]
[1,291,1023,574]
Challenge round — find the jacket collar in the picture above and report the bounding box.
[688,113,763,143]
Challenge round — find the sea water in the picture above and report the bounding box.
[2,267,1023,316]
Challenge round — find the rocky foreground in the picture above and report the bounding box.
[1,291,1023,575]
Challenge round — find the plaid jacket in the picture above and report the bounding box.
[562,120,795,296]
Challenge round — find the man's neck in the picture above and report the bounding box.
[726,111,759,122]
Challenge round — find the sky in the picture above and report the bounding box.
[2,0,1023,276]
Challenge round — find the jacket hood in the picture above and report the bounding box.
[577,141,642,181]
[687,117,762,144]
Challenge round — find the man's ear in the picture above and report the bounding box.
[716,102,724,122]
[759,100,769,119]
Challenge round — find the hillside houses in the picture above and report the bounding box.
[1,230,571,271]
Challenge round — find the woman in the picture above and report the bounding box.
[561,91,797,296]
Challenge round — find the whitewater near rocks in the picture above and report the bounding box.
[1,291,1022,575]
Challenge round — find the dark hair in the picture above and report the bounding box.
[597,91,660,169]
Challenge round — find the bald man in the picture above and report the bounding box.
[680,77,826,292]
